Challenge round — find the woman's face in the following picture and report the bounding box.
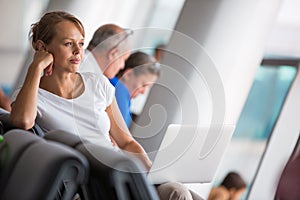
[124,72,158,99]
[46,20,84,73]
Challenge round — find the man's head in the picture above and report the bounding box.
[87,24,132,78]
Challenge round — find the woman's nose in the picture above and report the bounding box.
[73,44,81,55]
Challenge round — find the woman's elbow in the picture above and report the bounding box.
[9,115,35,130]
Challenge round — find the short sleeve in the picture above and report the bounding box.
[104,77,115,107]
[11,86,43,117]
[96,74,115,107]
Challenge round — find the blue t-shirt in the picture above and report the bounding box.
[109,77,132,127]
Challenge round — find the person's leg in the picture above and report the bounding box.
[156,182,193,200]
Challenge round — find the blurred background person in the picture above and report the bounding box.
[110,51,161,127]
[208,171,246,200]
[207,186,229,200]
[80,24,132,78]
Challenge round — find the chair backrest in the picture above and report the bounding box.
[0,129,89,200]
[0,108,9,135]
[0,108,44,137]
[0,129,43,193]
[0,120,4,135]
[45,130,159,200]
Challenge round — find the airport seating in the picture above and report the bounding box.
[0,108,158,199]
[0,108,44,136]
[45,130,160,200]
[0,129,89,200]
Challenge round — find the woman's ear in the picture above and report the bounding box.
[35,40,46,51]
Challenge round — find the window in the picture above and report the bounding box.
[213,60,297,200]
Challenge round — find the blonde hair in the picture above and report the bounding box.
[30,11,85,49]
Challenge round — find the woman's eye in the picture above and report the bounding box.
[65,42,72,46]
[79,42,84,47]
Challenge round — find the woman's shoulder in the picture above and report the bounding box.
[79,72,113,92]
[80,72,108,82]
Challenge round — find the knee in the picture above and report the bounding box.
[157,182,193,200]
[169,186,192,200]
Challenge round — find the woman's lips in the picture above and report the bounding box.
[70,58,81,64]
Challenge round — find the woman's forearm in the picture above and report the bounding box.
[10,63,43,129]
[122,140,152,171]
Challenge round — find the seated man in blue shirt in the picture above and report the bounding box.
[110,51,161,127]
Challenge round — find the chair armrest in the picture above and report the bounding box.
[0,129,89,200]
[45,130,159,200]
[0,109,44,137]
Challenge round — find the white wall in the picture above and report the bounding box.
[0,0,48,87]
[264,0,300,57]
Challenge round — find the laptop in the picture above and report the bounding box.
[147,124,235,184]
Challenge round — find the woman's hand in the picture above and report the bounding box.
[107,99,152,171]
[32,50,54,76]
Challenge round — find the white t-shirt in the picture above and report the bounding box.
[12,72,115,148]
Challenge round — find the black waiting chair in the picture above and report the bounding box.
[0,129,89,200]
[45,130,159,200]
[0,120,4,135]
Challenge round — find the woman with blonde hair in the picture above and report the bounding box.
[10,11,151,169]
